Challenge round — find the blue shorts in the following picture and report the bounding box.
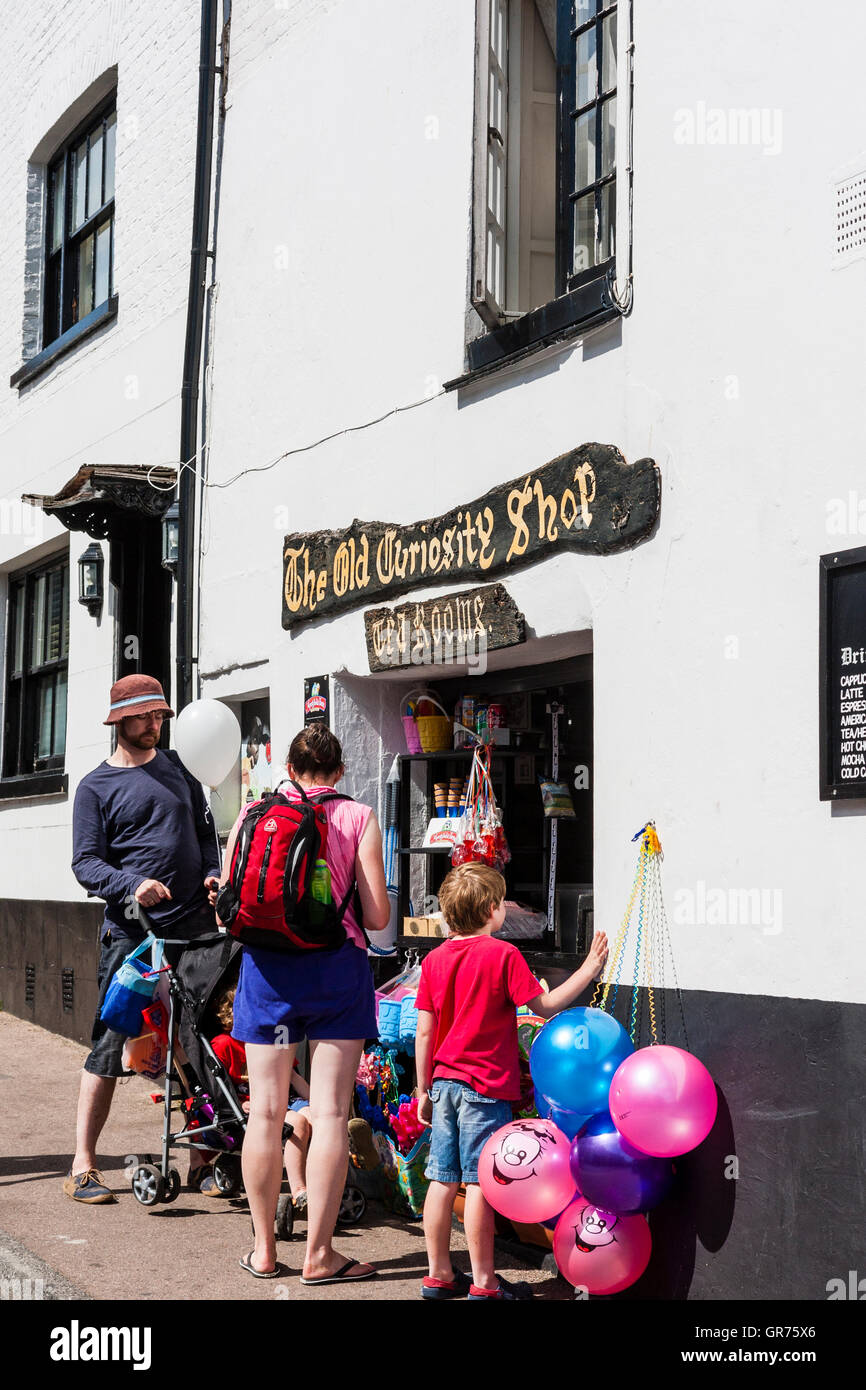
[425,1078,513,1186]
[233,939,377,1046]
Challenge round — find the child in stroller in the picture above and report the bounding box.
[128,935,366,1235]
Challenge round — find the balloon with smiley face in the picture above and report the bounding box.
[478,1119,577,1222]
[553,1192,652,1294]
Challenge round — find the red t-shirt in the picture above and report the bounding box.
[211,1032,247,1082]
[415,934,542,1100]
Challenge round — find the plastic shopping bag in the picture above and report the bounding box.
[100,937,161,1036]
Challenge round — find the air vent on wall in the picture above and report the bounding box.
[25,962,35,1006]
[834,168,866,266]
[62,967,75,1013]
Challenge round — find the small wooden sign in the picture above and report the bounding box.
[363,583,524,673]
[283,443,660,630]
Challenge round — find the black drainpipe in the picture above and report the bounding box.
[177,0,220,712]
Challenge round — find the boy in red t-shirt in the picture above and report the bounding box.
[415,863,608,1301]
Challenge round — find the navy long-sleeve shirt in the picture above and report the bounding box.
[71,750,221,939]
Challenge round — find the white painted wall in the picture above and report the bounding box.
[4,2,865,1010]
[0,1,199,900]
[200,0,866,1008]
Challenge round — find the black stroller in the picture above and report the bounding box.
[128,925,248,1207]
[128,919,367,1235]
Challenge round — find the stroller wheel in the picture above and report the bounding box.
[131,1163,164,1207]
[275,1192,295,1241]
[163,1168,182,1204]
[336,1183,367,1227]
[212,1154,242,1197]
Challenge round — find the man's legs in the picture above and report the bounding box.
[64,933,130,1202]
[302,1037,372,1282]
[71,1072,117,1175]
[243,1041,295,1274]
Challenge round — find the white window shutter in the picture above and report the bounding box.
[472,0,509,327]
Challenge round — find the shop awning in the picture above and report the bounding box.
[22,464,176,541]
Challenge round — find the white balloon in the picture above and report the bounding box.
[174,700,241,788]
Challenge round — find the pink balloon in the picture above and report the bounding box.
[478,1118,577,1222]
[553,1193,651,1294]
[609,1045,718,1157]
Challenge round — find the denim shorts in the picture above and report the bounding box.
[425,1078,513,1186]
[232,939,377,1046]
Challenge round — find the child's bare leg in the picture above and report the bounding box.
[463,1183,497,1291]
[283,1108,311,1198]
[422,1180,460,1281]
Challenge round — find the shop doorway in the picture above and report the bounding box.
[397,651,593,966]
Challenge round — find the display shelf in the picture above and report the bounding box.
[396,846,452,855]
[399,748,543,761]
[395,935,583,972]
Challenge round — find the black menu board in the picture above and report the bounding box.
[820,546,866,799]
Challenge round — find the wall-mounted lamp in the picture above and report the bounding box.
[77,542,104,616]
[161,501,180,576]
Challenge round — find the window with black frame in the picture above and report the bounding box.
[3,557,70,779]
[463,0,625,379]
[568,0,617,287]
[44,99,116,349]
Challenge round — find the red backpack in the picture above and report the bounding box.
[216,782,360,953]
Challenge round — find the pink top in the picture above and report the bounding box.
[232,781,372,950]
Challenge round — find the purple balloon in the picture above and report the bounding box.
[570,1112,675,1214]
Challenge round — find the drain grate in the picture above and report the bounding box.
[25,962,36,1006]
[62,967,75,1013]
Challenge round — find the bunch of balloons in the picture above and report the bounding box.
[478,1008,718,1295]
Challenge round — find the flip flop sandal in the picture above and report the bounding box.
[239,1251,283,1280]
[299,1259,376,1286]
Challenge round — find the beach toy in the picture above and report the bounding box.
[553,1193,652,1294]
[478,1118,576,1223]
[609,1045,717,1157]
[530,1007,633,1116]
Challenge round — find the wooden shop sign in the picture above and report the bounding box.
[282,443,660,630]
[364,583,525,673]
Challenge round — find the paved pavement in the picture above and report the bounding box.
[0,1011,568,1303]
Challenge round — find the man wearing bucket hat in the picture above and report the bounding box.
[65,674,222,1203]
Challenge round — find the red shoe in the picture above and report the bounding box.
[420,1269,472,1300]
[467,1276,533,1300]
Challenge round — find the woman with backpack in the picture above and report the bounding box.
[216,724,391,1282]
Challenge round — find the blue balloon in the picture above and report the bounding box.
[570,1111,675,1214]
[533,1088,592,1142]
[529,1007,633,1115]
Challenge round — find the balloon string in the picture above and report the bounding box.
[594,837,644,1018]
